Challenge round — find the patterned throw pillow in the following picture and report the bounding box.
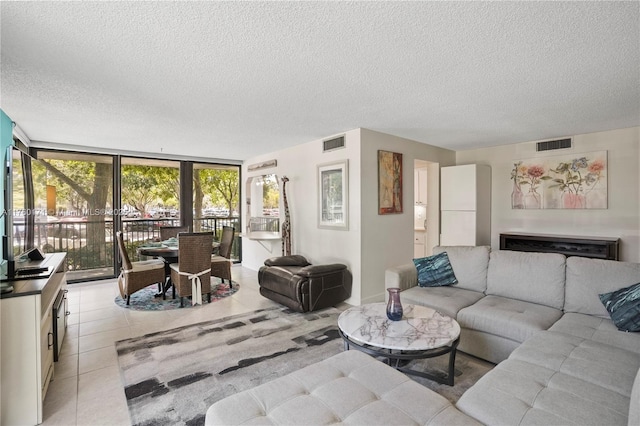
[413,252,458,287]
[599,282,640,332]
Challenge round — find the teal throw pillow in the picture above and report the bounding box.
[413,252,458,287]
[599,282,640,332]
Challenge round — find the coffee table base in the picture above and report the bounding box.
[338,329,460,386]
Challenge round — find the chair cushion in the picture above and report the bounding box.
[413,252,458,287]
[211,255,231,264]
[130,259,165,272]
[433,246,490,292]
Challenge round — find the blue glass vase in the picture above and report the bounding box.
[386,288,403,321]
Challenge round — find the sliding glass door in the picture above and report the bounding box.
[34,151,114,281]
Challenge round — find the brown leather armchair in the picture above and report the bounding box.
[258,255,352,312]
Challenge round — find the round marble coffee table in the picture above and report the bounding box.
[337,302,461,385]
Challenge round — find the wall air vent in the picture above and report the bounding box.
[536,138,572,152]
[323,135,345,152]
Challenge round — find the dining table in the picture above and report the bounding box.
[137,239,221,296]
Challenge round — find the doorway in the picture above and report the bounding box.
[414,159,440,257]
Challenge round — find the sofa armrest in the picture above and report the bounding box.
[264,255,311,267]
[385,263,418,292]
[297,263,347,277]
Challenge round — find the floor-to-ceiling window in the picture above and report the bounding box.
[31,150,241,281]
[193,163,241,260]
[33,151,114,281]
[120,157,181,262]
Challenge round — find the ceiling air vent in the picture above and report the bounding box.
[323,135,345,152]
[536,138,572,152]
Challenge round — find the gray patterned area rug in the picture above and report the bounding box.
[115,306,493,426]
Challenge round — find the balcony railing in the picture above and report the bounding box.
[15,216,241,281]
[248,217,280,232]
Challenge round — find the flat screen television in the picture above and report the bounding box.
[2,145,35,280]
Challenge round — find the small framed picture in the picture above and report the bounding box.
[378,150,403,214]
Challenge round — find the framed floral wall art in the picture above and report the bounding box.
[378,150,403,214]
[510,151,607,209]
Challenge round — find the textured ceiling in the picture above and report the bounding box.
[1,1,639,161]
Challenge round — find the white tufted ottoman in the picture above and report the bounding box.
[204,350,479,425]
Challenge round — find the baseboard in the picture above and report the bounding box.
[361,291,385,305]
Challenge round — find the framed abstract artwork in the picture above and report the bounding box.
[510,150,607,209]
[318,160,348,229]
[378,150,403,214]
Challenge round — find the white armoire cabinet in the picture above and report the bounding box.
[440,164,491,246]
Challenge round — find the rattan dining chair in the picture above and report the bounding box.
[160,225,189,240]
[211,226,234,287]
[115,231,166,305]
[169,232,213,307]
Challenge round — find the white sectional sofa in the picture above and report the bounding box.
[387,246,571,364]
[206,247,640,425]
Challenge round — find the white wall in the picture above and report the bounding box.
[242,125,639,307]
[456,126,640,262]
[242,127,456,305]
[359,129,455,303]
[242,129,363,304]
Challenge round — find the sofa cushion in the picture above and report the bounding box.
[457,358,632,426]
[457,295,563,344]
[549,313,640,355]
[413,252,458,287]
[509,331,640,396]
[599,282,640,332]
[458,331,640,426]
[433,246,490,292]
[565,256,640,317]
[205,350,480,425]
[486,250,566,310]
[400,286,484,319]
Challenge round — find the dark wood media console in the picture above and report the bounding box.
[500,233,620,261]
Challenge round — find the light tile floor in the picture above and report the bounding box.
[42,265,281,426]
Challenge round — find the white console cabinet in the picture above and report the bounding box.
[1,253,67,425]
[440,164,491,246]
